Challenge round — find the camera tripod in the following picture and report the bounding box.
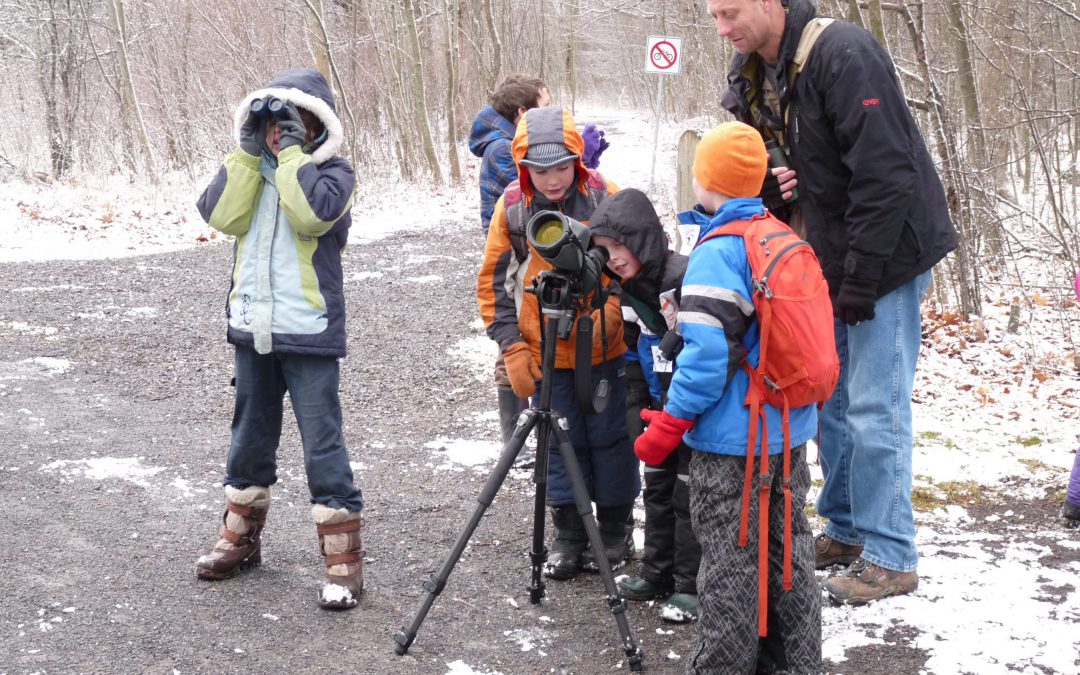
[394,271,644,671]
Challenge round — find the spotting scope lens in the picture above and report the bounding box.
[534,219,567,248]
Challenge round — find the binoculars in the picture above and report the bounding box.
[764,140,798,202]
[250,96,284,119]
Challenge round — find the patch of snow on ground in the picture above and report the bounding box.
[447,335,498,382]
[444,660,504,675]
[0,357,73,381]
[40,457,167,487]
[424,437,501,469]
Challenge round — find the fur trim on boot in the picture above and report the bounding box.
[313,504,364,610]
[196,485,270,580]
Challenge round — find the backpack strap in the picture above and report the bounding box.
[694,218,751,249]
[783,17,835,132]
[503,182,529,264]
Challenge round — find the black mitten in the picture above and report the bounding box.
[273,102,307,151]
[835,276,878,326]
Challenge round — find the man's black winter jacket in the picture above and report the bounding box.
[723,0,957,300]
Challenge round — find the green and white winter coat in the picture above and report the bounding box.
[197,68,355,357]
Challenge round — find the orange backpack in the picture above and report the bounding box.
[698,211,838,637]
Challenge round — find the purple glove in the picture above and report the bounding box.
[581,123,609,169]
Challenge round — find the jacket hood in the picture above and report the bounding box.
[468,105,516,158]
[587,188,674,299]
[510,107,589,204]
[233,68,343,164]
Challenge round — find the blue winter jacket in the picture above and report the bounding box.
[468,105,518,233]
[666,199,817,456]
[196,68,355,357]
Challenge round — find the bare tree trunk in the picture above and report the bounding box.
[482,0,501,91]
[843,0,863,27]
[39,0,76,178]
[895,0,980,316]
[866,0,887,48]
[401,0,442,183]
[104,0,156,180]
[944,0,1001,257]
[444,0,462,184]
[307,0,331,79]
[566,0,578,113]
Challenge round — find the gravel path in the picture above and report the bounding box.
[1,221,1071,674]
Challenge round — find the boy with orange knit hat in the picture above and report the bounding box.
[634,121,821,672]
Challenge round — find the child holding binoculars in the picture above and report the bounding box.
[194,67,365,611]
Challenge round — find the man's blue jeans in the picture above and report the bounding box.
[225,345,364,512]
[816,271,931,573]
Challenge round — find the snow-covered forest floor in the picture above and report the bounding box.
[1,105,1077,674]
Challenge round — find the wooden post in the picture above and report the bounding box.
[676,129,701,213]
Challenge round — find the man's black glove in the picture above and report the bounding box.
[238,109,263,156]
[274,102,307,151]
[835,276,878,326]
[759,170,786,213]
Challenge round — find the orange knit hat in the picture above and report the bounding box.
[692,121,768,199]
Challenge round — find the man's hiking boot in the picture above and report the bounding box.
[659,592,699,623]
[617,575,673,601]
[196,485,270,580]
[544,506,588,580]
[1062,498,1080,527]
[580,503,635,572]
[823,557,918,605]
[814,533,863,569]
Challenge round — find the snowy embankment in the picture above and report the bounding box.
[1,102,1077,674]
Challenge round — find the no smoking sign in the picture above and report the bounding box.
[645,35,682,74]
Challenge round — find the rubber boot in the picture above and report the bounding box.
[544,506,588,580]
[581,503,635,572]
[196,485,270,580]
[313,505,364,610]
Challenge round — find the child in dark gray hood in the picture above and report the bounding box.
[588,188,701,623]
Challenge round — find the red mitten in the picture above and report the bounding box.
[635,410,694,465]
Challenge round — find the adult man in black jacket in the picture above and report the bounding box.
[707,0,958,606]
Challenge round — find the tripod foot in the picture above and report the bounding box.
[393,629,414,656]
[626,645,645,671]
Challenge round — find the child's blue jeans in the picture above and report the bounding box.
[224,345,364,512]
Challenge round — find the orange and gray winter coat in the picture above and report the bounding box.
[477,106,625,369]
[197,68,355,358]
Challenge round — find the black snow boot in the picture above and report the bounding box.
[545,506,588,580]
[581,503,635,572]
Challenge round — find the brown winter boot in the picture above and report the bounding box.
[313,505,364,610]
[196,485,270,580]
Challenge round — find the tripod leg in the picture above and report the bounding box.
[550,418,645,671]
[394,410,539,656]
[529,408,551,604]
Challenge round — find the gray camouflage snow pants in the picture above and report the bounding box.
[687,445,821,674]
